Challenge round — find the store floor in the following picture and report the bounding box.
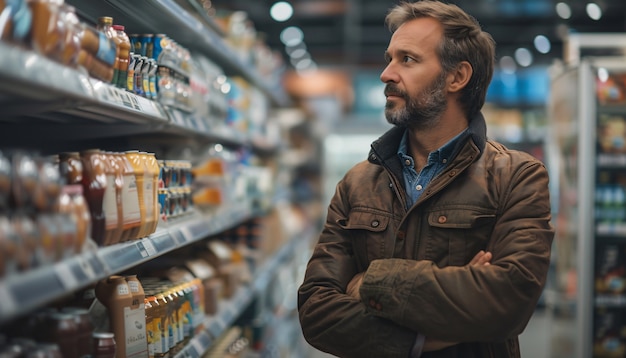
[304,307,575,357]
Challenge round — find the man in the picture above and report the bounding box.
[297,1,554,357]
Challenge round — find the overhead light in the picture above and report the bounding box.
[289,48,308,60]
[514,48,533,67]
[280,26,304,46]
[597,68,609,82]
[555,2,572,19]
[533,35,551,54]
[586,3,602,20]
[270,2,293,22]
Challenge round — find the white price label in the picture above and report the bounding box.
[55,263,79,290]
[190,338,204,355]
[136,239,157,258]
[77,256,97,281]
[180,226,193,243]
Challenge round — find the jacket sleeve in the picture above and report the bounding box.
[298,179,417,358]
[358,160,554,342]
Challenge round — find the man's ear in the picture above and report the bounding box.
[448,61,472,93]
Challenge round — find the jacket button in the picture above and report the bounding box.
[369,299,376,308]
[371,220,379,228]
[438,216,447,224]
[376,303,383,311]
[449,170,456,177]
[397,231,405,240]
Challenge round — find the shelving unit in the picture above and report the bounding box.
[0,0,303,356]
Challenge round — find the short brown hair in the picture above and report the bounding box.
[385,0,496,118]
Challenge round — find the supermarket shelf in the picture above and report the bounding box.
[0,203,258,324]
[597,153,626,168]
[68,0,290,107]
[174,230,312,357]
[0,42,280,152]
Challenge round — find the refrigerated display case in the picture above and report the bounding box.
[548,57,626,358]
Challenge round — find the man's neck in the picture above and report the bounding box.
[406,111,468,169]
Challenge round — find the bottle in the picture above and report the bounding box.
[113,25,131,89]
[143,153,160,235]
[95,275,148,358]
[101,152,123,246]
[125,151,147,238]
[144,297,155,358]
[96,16,121,85]
[80,150,107,246]
[116,153,141,242]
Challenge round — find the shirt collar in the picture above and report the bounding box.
[397,128,469,164]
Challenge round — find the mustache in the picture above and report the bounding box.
[384,84,406,98]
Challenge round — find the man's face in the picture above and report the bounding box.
[380,17,449,129]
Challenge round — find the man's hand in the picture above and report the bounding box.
[346,272,364,300]
[423,250,492,352]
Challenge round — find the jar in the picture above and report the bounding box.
[92,332,116,358]
[40,312,79,358]
[59,152,83,185]
[61,307,94,358]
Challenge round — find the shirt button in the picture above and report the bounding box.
[415,184,423,191]
[404,159,411,166]
[438,215,447,224]
[371,220,380,228]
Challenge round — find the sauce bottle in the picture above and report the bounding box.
[95,275,148,358]
[143,153,160,235]
[125,151,147,239]
[80,149,107,246]
[116,153,140,242]
[101,152,123,246]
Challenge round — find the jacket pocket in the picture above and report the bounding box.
[425,207,496,266]
[337,209,391,270]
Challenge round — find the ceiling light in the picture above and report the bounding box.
[270,2,293,22]
[586,3,602,20]
[514,48,533,67]
[289,48,308,60]
[555,2,572,19]
[533,35,551,54]
[280,26,304,46]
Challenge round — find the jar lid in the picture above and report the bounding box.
[92,332,115,339]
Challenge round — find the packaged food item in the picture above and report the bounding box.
[29,0,64,59]
[92,332,116,358]
[126,52,137,93]
[58,3,80,67]
[95,275,148,358]
[113,25,130,89]
[0,151,11,212]
[139,34,153,58]
[115,153,140,242]
[96,16,121,85]
[61,307,94,358]
[80,149,107,246]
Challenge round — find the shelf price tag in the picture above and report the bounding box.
[55,262,79,290]
[180,226,193,243]
[190,338,204,356]
[136,239,157,258]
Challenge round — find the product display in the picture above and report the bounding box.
[0,0,309,357]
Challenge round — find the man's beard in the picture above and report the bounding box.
[384,71,448,129]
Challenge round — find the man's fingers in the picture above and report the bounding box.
[470,250,492,266]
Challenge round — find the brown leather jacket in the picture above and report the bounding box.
[298,114,554,358]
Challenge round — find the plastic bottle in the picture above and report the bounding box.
[113,25,131,89]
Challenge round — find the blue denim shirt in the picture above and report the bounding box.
[397,128,467,208]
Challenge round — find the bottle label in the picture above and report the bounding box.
[96,33,116,65]
[122,174,141,226]
[104,175,118,230]
[124,305,149,358]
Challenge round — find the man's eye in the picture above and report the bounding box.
[403,56,415,63]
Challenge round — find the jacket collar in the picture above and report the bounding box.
[368,112,488,169]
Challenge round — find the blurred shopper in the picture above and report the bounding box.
[298,1,554,357]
